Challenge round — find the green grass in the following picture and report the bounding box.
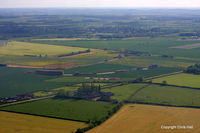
[33,91,54,97]
[111,56,195,68]
[102,83,146,101]
[46,76,92,83]
[130,84,200,107]
[152,73,200,88]
[33,37,200,58]
[0,67,66,97]
[102,67,182,79]
[0,50,116,67]
[53,86,78,91]
[1,98,116,122]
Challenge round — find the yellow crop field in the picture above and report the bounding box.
[0,41,89,56]
[0,111,87,133]
[88,104,200,133]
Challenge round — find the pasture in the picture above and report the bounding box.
[33,37,200,58]
[87,104,200,133]
[102,83,146,101]
[1,98,116,122]
[111,56,195,68]
[0,50,116,67]
[106,67,182,79]
[152,73,200,88]
[130,84,200,107]
[0,41,90,57]
[64,63,133,74]
[0,111,87,133]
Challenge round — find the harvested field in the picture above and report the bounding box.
[173,44,200,49]
[87,104,200,133]
[0,111,87,133]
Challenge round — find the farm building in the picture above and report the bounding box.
[35,70,64,76]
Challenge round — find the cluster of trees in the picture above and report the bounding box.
[56,83,102,100]
[184,64,200,74]
[57,49,90,57]
[1,9,200,39]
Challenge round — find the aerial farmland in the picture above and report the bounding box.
[0,7,200,133]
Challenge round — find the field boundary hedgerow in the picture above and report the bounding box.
[125,101,200,109]
[127,84,151,101]
[0,95,55,108]
[143,82,200,90]
[144,71,183,80]
[0,109,87,123]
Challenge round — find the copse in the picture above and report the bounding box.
[184,64,200,75]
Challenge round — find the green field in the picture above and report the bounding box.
[111,56,195,68]
[105,67,182,79]
[130,84,200,107]
[0,41,91,57]
[64,63,132,74]
[0,50,116,67]
[152,73,200,88]
[33,37,200,58]
[1,98,116,122]
[0,67,66,97]
[46,76,93,83]
[102,83,146,101]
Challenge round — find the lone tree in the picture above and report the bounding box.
[162,80,167,85]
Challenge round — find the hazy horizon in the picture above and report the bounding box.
[1,0,200,8]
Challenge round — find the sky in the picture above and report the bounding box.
[1,0,200,8]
